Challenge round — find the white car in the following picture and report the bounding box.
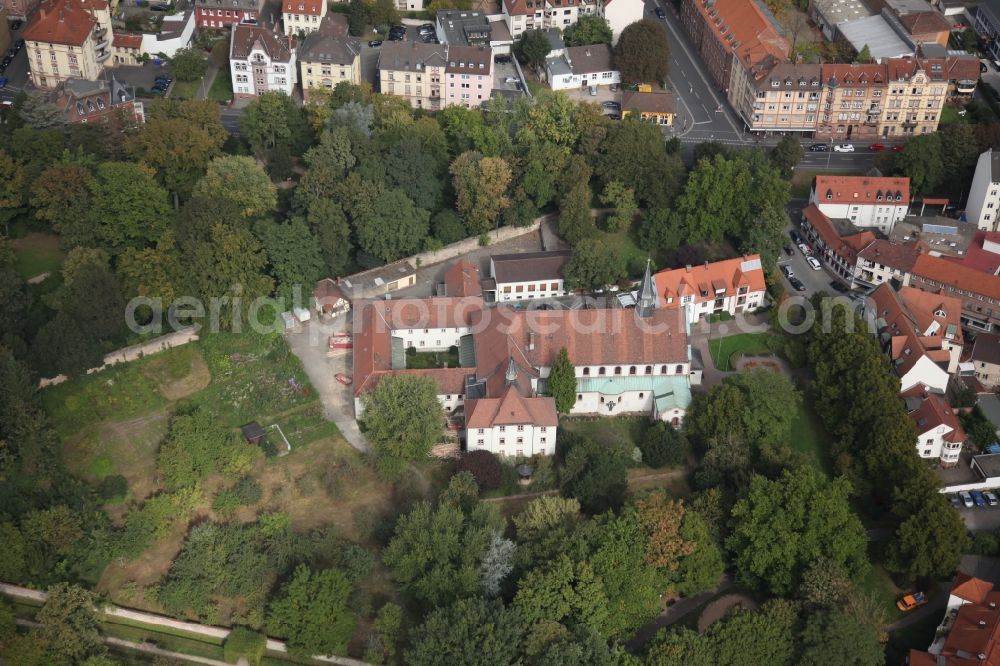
[807,256,822,271]
[833,143,855,153]
[797,243,812,256]
[960,491,974,508]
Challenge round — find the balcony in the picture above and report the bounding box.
[95,49,111,63]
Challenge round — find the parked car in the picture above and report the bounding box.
[152,82,169,91]
[807,256,822,271]
[150,87,166,96]
[602,101,620,109]
[387,32,404,41]
[809,143,829,152]
[788,276,806,292]
[5,47,14,59]
[891,144,905,152]
[869,143,885,152]
[154,76,172,85]
[335,373,353,386]
[368,39,382,47]
[973,490,987,507]
[780,264,793,278]
[494,54,513,63]
[0,77,8,89]
[14,39,23,52]
[606,113,621,120]
[949,493,963,507]
[789,229,802,244]
[328,334,353,350]
[986,442,1000,454]
[9,19,23,30]
[797,242,812,256]
[961,491,974,508]
[784,245,794,256]
[986,491,999,507]
[589,85,598,96]
[418,23,435,34]
[833,143,855,152]
[655,6,666,18]
[896,592,928,612]
[829,281,848,293]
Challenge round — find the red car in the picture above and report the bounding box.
[335,373,353,386]
[891,144,905,152]
[328,333,353,349]
[869,143,885,152]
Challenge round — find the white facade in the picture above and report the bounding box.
[283,1,327,35]
[665,289,766,325]
[809,193,908,234]
[495,278,566,301]
[503,0,641,43]
[395,326,471,351]
[230,33,297,98]
[853,254,913,288]
[596,0,644,42]
[546,62,620,91]
[468,423,554,457]
[141,11,195,58]
[916,421,962,464]
[968,149,1000,232]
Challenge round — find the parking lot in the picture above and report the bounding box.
[0,20,30,101]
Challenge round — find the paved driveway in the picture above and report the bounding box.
[283,316,368,453]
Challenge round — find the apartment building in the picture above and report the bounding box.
[23,0,113,89]
[487,251,572,302]
[444,45,493,108]
[1,0,40,20]
[194,0,266,29]
[229,23,296,100]
[282,0,327,36]
[881,58,946,137]
[729,61,821,134]
[967,149,1000,232]
[809,174,910,234]
[298,31,360,101]
[800,204,876,282]
[816,63,886,142]
[908,255,1000,332]
[50,75,144,125]
[501,0,641,43]
[679,0,789,94]
[653,256,767,325]
[853,239,923,289]
[377,41,446,111]
[903,387,965,465]
[969,333,1000,388]
[546,43,620,91]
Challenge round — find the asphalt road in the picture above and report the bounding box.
[0,21,30,101]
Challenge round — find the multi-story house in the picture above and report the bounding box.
[800,204,876,282]
[809,174,910,234]
[653,255,767,325]
[817,63,886,142]
[881,57,946,137]
[679,0,789,94]
[502,0,641,44]
[352,262,700,458]
[908,254,1000,332]
[23,0,113,89]
[621,90,676,126]
[487,250,572,302]
[1,0,41,20]
[545,43,620,91]
[436,10,493,46]
[587,0,644,42]
[377,41,446,111]
[969,332,1000,388]
[50,75,144,125]
[298,31,360,102]
[853,238,923,289]
[194,0,266,30]
[444,45,493,108]
[282,0,327,36]
[967,149,1000,232]
[729,62,821,135]
[977,0,1000,65]
[910,573,1000,663]
[229,23,296,100]
[903,387,965,465]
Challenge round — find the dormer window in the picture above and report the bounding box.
[876,190,883,201]
[771,80,779,87]
[76,102,84,115]
[935,309,946,317]
[97,97,105,109]
[826,189,833,200]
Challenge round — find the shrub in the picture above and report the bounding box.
[639,422,690,468]
[98,475,128,502]
[455,450,502,491]
[233,476,263,505]
[224,626,266,665]
[213,490,240,515]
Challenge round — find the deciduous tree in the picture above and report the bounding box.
[353,187,430,263]
[517,30,552,73]
[38,583,104,664]
[406,597,523,666]
[88,162,172,253]
[564,237,627,290]
[770,136,804,179]
[268,565,355,658]
[360,374,444,478]
[31,162,94,247]
[563,15,613,46]
[600,180,637,232]
[451,152,512,235]
[614,20,670,85]
[560,437,628,514]
[254,217,324,302]
[192,156,277,218]
[886,494,968,581]
[241,91,312,158]
[170,47,208,81]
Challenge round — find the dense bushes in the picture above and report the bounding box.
[456,450,502,491]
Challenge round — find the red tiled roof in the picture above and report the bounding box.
[445,45,492,75]
[814,175,910,206]
[465,385,557,428]
[900,11,951,36]
[375,296,484,330]
[898,286,963,346]
[230,24,294,62]
[945,54,981,82]
[952,573,995,604]
[912,254,1000,301]
[284,0,323,16]
[821,63,887,86]
[903,386,965,441]
[939,590,1000,663]
[857,239,926,272]
[113,32,143,49]
[503,0,580,17]
[653,256,766,306]
[946,231,1000,276]
[314,278,349,311]
[23,0,97,46]
[443,260,483,298]
[869,283,950,378]
[802,204,875,264]
[697,0,790,70]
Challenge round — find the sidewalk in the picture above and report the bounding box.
[195,64,219,100]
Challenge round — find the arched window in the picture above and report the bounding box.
[675,364,684,374]
[645,366,652,375]
[614,366,622,375]
[660,365,668,373]
[583,367,590,376]
[599,367,606,376]
[629,366,636,375]
[671,417,679,426]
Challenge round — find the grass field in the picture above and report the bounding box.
[790,402,831,474]
[562,415,654,452]
[791,170,820,199]
[406,347,461,370]
[10,233,63,280]
[209,67,232,103]
[168,79,200,99]
[598,228,649,278]
[707,332,784,372]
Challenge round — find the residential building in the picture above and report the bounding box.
[653,255,767,324]
[950,230,1000,276]
[967,149,1000,232]
[809,174,910,234]
[436,10,492,46]
[816,63,886,142]
[977,0,1000,65]
[23,0,113,89]
[591,0,644,43]
[898,10,951,46]
[969,332,1000,388]
[800,204,876,281]
[313,278,351,316]
[194,0,266,30]
[853,238,924,289]
[298,31,360,101]
[898,285,965,373]
[808,0,871,40]
[865,283,953,393]
[282,0,327,36]
[908,254,1000,332]
[729,61,821,135]
[441,259,483,298]
[501,0,642,44]
[445,45,493,108]
[902,386,965,464]
[881,57,947,137]
[545,43,620,91]
[678,0,789,94]
[229,23,296,100]
[941,54,979,96]
[140,9,196,59]
[1,0,40,20]
[910,573,1000,663]
[486,250,572,301]
[50,75,144,125]
[352,264,699,457]
[377,41,446,110]
[621,90,676,126]
[111,32,142,66]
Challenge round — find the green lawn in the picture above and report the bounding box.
[791,170,820,199]
[707,332,784,372]
[562,415,653,451]
[597,228,649,278]
[858,541,905,621]
[208,66,232,103]
[169,79,200,99]
[940,105,966,126]
[10,233,63,280]
[790,402,831,474]
[406,347,461,369]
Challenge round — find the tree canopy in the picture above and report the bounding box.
[614,21,671,85]
[360,374,444,478]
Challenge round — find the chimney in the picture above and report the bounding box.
[585,48,591,57]
[979,620,987,627]
[528,333,535,351]
[685,264,692,273]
